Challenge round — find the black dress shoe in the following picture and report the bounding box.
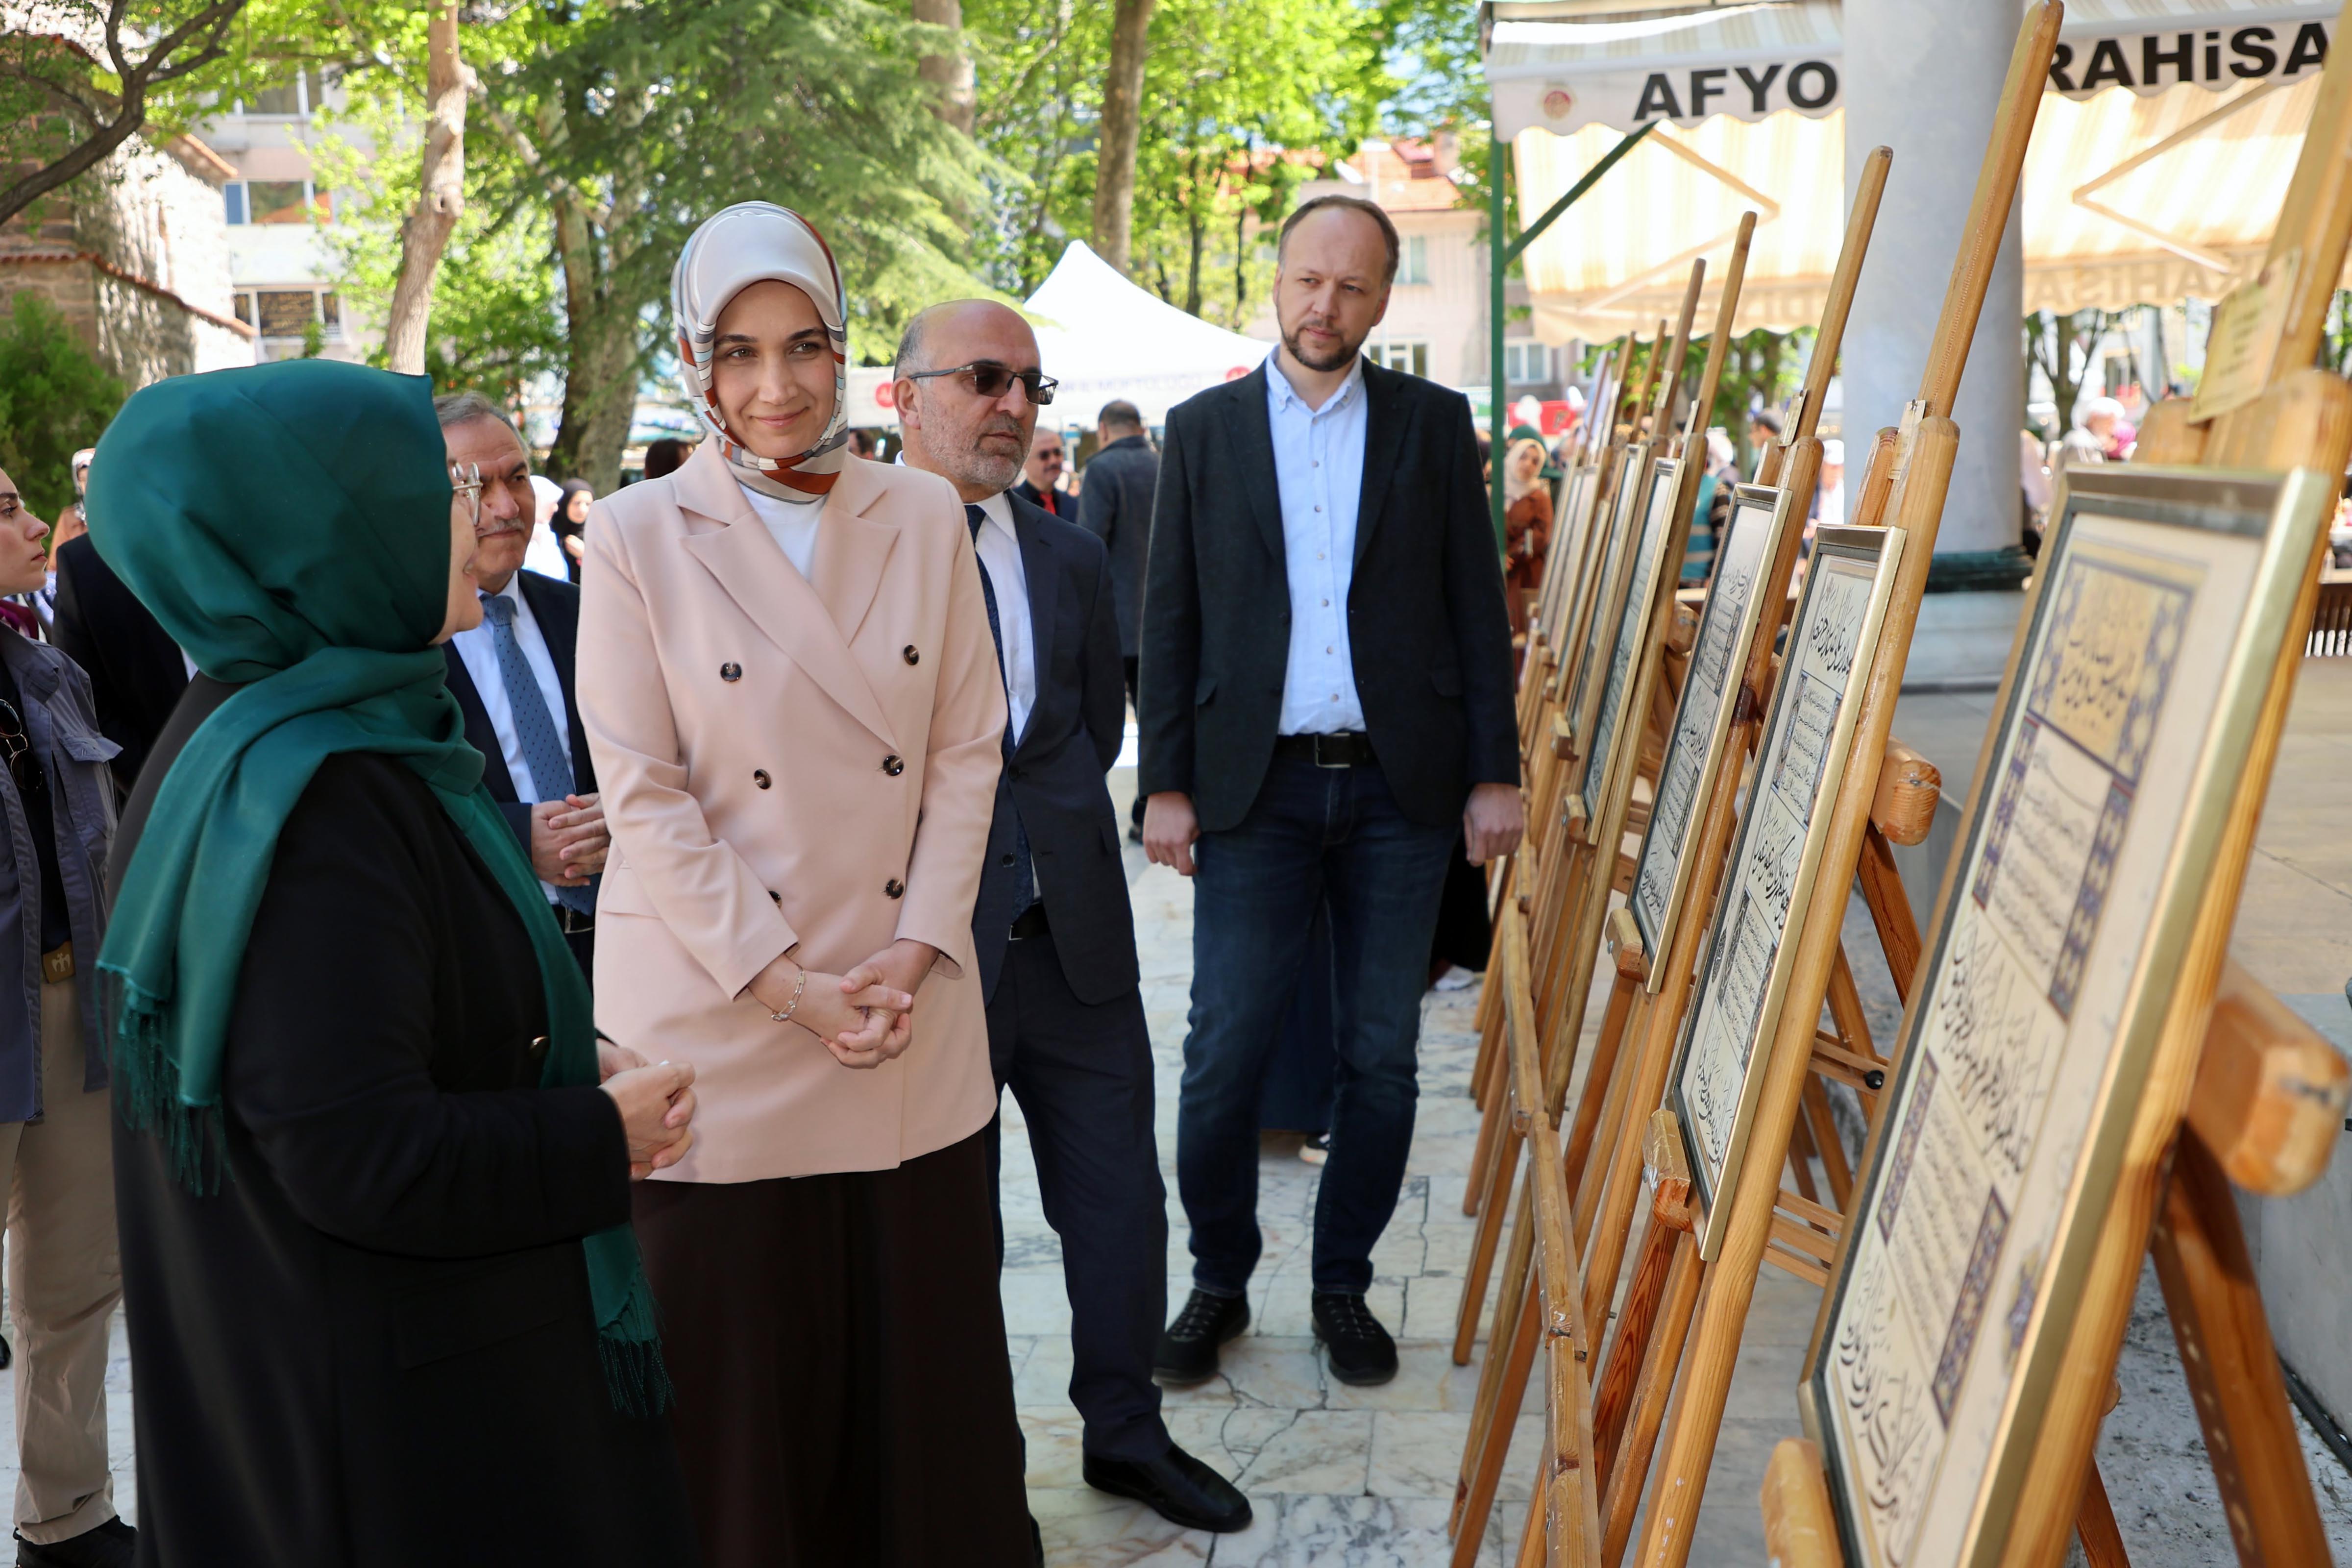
[1312,1290,1398,1386]
[1153,1288,1248,1383]
[1084,1445,1253,1533]
[17,1519,136,1568]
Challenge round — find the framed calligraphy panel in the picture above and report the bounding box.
[1581,456,1696,838]
[1629,483,1796,971]
[1540,463,1599,649]
[1669,525,1907,1258]
[1563,446,1649,797]
[1801,466,2334,1568]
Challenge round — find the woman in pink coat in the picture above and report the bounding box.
[578,202,1031,1567]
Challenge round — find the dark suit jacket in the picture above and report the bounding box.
[441,570,598,852]
[1012,478,1068,519]
[1076,433,1158,659]
[51,533,190,798]
[1136,358,1518,833]
[971,491,1138,1007]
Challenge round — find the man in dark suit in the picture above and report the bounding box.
[434,393,608,980]
[51,532,189,802]
[1138,195,1523,1388]
[895,299,1250,1536]
[1011,425,1069,516]
[1076,399,1157,838]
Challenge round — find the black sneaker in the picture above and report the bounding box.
[1154,1288,1249,1383]
[1311,1291,1398,1386]
[17,1519,136,1568]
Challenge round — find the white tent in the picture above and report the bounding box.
[845,241,1273,427]
[1486,0,2341,341]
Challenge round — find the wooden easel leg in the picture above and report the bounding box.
[2075,1463,2131,1568]
[1567,988,1645,1248]
[1459,1172,1539,1519]
[1453,1273,1544,1568]
[2151,1132,2333,1567]
[1801,1077,1854,1209]
[1512,1477,1548,1568]
[1592,1200,1679,1483]
[1602,1241,1702,1568]
[1784,1108,1824,1207]
[1456,1114,1528,1364]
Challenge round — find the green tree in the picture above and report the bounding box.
[0,294,123,521]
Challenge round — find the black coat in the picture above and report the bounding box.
[50,534,188,799]
[111,678,695,1568]
[442,568,598,851]
[1076,433,1157,658]
[971,491,1137,1007]
[1136,358,1519,832]
[1011,477,1069,519]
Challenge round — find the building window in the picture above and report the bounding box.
[238,288,345,341]
[1369,341,1428,378]
[1504,341,1552,385]
[240,67,330,118]
[225,180,333,226]
[1396,234,1429,286]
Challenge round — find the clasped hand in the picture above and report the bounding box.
[749,939,937,1071]
[597,1043,697,1180]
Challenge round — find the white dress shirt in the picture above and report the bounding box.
[739,482,827,579]
[971,490,1037,744]
[1266,353,1369,735]
[450,572,575,901]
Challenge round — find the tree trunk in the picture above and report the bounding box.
[1183,207,1204,318]
[912,0,975,135]
[1091,0,1153,275]
[543,193,637,491]
[381,4,469,377]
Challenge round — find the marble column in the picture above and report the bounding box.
[1843,0,2028,586]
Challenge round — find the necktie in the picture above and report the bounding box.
[968,505,1034,922]
[481,593,595,915]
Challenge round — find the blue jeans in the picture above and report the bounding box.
[1177,758,1457,1297]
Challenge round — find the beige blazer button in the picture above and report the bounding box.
[882,754,905,776]
[753,769,772,789]
[883,878,905,899]
[903,645,921,665]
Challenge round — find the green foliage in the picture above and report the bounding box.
[0,293,123,521]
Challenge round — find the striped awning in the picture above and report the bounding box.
[1490,0,2342,339]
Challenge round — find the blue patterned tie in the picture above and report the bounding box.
[968,506,1034,921]
[480,593,595,915]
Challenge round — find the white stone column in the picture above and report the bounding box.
[1842,0,2026,579]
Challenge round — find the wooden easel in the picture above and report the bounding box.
[1767,13,2352,1564]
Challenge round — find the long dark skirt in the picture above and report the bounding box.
[632,1129,1032,1568]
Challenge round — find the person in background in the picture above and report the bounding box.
[846,428,879,461]
[1684,426,1738,586]
[2060,395,2126,474]
[641,438,692,481]
[0,468,132,1568]
[580,202,1029,1566]
[92,360,698,1567]
[553,480,593,584]
[1747,409,1782,477]
[1075,398,1156,838]
[16,453,86,641]
[1807,437,1846,548]
[52,452,92,553]
[436,393,609,983]
[1013,424,1068,516]
[2020,427,2054,558]
[522,476,573,581]
[1138,194,1521,1389]
[50,469,189,800]
[1500,432,1549,639]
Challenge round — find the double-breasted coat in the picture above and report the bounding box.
[579,441,1007,1183]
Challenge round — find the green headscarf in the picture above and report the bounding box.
[88,360,668,1415]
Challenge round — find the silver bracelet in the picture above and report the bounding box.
[769,965,808,1025]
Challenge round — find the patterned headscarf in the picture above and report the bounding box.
[671,202,850,503]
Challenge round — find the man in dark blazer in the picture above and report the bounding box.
[1138,195,1523,1388]
[1076,399,1157,837]
[896,299,1250,1537]
[434,393,608,980]
[51,531,189,801]
[1011,425,1070,517]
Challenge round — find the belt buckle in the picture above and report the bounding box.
[1312,734,1350,769]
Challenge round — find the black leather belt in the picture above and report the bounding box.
[1273,732,1375,768]
[1008,904,1051,942]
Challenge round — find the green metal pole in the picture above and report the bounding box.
[1489,137,1509,553]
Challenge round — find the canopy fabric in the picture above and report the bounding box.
[844,240,1271,428]
[1493,0,2340,341]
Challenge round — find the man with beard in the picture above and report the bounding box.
[1137,194,1521,1387]
[435,392,610,981]
[893,301,1250,1535]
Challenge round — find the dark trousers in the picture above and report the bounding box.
[982,928,1169,1463]
[632,1133,1032,1568]
[1177,757,1455,1297]
[1123,657,1145,830]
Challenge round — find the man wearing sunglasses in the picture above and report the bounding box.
[895,304,1250,1537]
[1013,427,1068,518]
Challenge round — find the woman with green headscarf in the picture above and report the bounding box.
[90,360,701,1566]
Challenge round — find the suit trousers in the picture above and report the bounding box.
[981,929,1168,1463]
[1,980,120,1544]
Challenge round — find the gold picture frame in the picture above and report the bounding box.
[1630,482,1800,974]
[1668,523,1908,1258]
[1798,465,2336,1568]
[1538,463,1596,646]
[1582,454,1698,841]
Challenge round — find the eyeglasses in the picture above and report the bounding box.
[449,463,484,528]
[904,363,1058,407]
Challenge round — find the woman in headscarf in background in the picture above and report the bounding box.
[91,359,701,1567]
[1500,431,1551,637]
[554,478,594,582]
[579,202,1030,1566]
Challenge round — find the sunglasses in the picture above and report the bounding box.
[905,362,1058,407]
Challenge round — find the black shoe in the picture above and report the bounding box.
[1153,1288,1248,1383]
[1084,1445,1253,1533]
[1312,1290,1398,1386]
[17,1520,136,1568]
